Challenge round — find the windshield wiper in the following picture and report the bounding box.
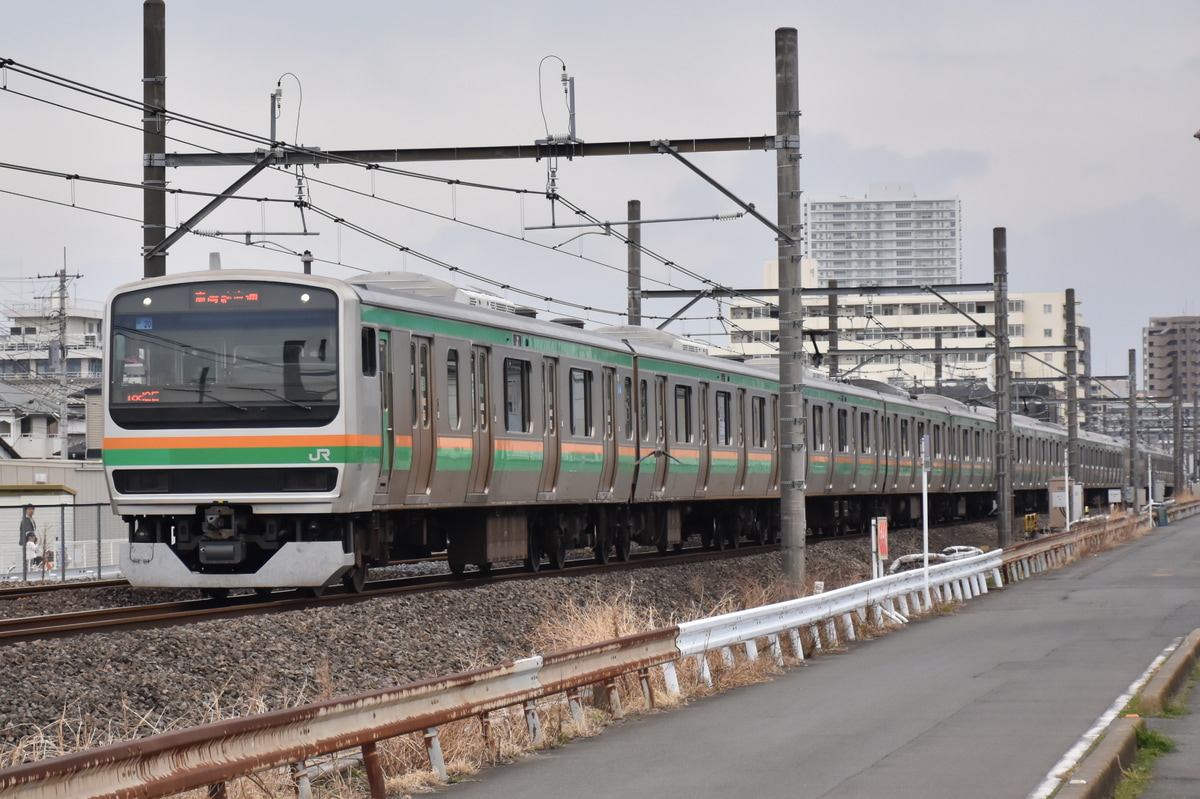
[228,385,312,411]
[155,386,247,412]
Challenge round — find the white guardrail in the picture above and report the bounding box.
[0,551,1004,799]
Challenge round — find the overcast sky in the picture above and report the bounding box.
[2,1,1198,376]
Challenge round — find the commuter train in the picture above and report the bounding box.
[102,269,1172,594]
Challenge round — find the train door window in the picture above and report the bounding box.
[655,377,667,443]
[410,343,429,429]
[674,385,693,443]
[623,377,633,440]
[716,390,732,445]
[603,370,616,440]
[361,328,377,376]
[640,378,650,441]
[962,429,970,460]
[916,421,926,454]
[974,430,982,460]
[738,390,747,448]
[837,408,850,452]
[447,349,461,429]
[504,358,531,432]
[811,405,825,450]
[900,419,911,455]
[546,360,557,434]
[569,368,593,436]
[859,412,871,453]
[933,425,942,457]
[751,395,766,447]
[884,417,893,455]
[472,350,489,432]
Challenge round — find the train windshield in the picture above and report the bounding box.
[109,281,340,428]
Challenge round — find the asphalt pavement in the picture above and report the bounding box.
[437,514,1200,798]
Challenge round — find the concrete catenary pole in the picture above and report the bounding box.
[1065,288,1079,483]
[993,228,1013,547]
[627,200,642,326]
[143,0,167,278]
[1128,349,1138,501]
[1174,353,1184,493]
[775,28,806,588]
[827,280,838,379]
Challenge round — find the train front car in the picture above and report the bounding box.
[104,270,374,594]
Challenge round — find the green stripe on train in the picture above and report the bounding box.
[104,446,379,467]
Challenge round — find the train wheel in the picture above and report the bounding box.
[301,584,326,598]
[547,531,568,570]
[594,539,611,565]
[615,529,632,562]
[342,565,367,594]
[526,531,543,572]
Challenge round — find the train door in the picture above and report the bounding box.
[406,336,435,501]
[468,345,493,499]
[599,367,618,498]
[373,329,394,499]
[538,357,561,499]
[696,382,711,494]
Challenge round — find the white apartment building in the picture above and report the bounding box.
[729,260,1086,391]
[805,183,962,288]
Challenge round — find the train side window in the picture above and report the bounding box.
[859,412,871,453]
[811,405,825,450]
[504,358,531,433]
[837,408,850,453]
[715,390,732,446]
[569,368,593,436]
[361,328,377,376]
[674,385,693,443]
[750,395,765,448]
[623,377,633,440]
[447,349,461,429]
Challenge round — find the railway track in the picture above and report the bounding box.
[0,543,776,645]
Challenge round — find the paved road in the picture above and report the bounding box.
[440,515,1200,798]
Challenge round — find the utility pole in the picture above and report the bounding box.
[993,228,1013,547]
[775,27,806,589]
[143,0,167,278]
[1065,288,1078,483]
[627,200,642,326]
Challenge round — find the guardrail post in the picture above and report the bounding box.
[768,633,784,666]
[841,613,856,642]
[744,639,759,661]
[568,688,586,725]
[361,741,387,799]
[991,565,1003,588]
[897,593,910,617]
[809,624,823,652]
[604,679,624,720]
[694,653,713,687]
[662,660,682,695]
[788,628,805,661]
[638,668,655,709]
[524,700,543,745]
[825,619,838,647]
[290,762,312,799]
[424,726,448,781]
[721,646,735,668]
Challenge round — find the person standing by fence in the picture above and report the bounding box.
[19,505,36,545]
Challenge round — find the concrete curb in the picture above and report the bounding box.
[1140,629,1200,716]
[1053,628,1200,799]
[1053,716,1143,799]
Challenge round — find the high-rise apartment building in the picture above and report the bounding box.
[1143,316,1200,402]
[805,183,961,288]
